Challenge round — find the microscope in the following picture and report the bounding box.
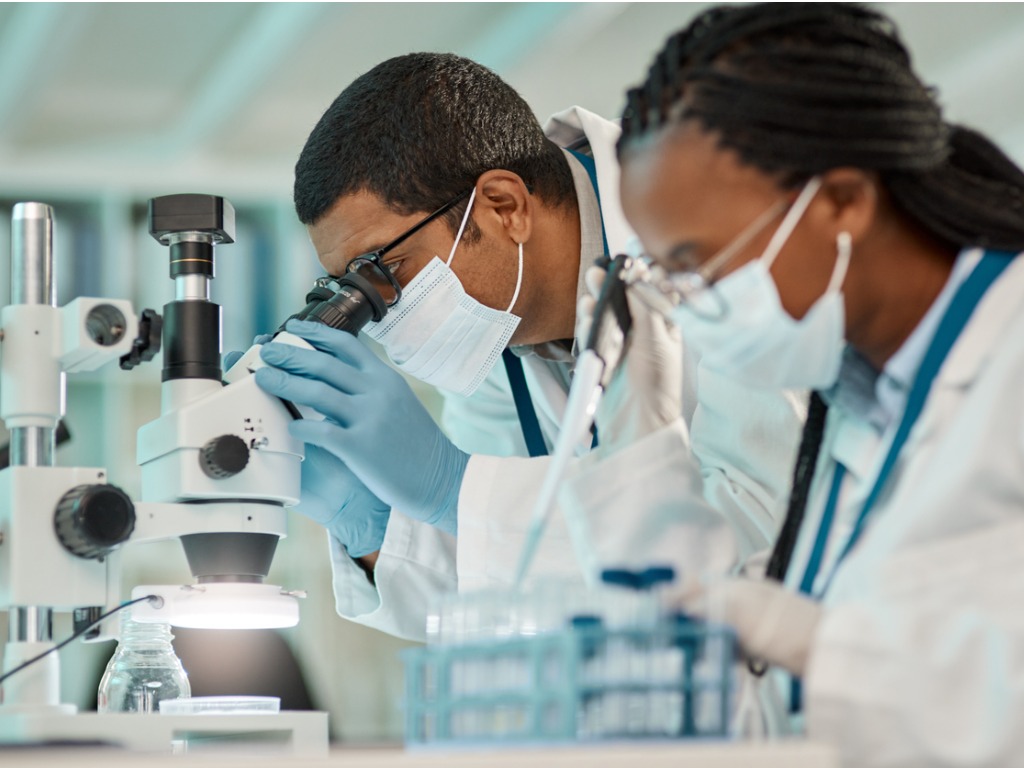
[0,194,386,752]
[0,202,147,714]
[130,193,385,628]
[128,193,308,630]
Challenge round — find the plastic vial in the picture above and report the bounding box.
[570,614,604,738]
[638,567,677,735]
[97,614,190,713]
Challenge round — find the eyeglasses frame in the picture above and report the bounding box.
[341,188,473,307]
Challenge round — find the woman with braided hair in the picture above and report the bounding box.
[565,3,1024,765]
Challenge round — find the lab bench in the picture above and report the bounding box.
[4,740,840,767]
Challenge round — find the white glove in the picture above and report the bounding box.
[672,577,822,676]
[575,264,683,452]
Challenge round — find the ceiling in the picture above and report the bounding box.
[1,2,1023,205]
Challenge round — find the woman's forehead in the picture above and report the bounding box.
[621,123,779,216]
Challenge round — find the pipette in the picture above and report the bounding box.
[512,253,633,587]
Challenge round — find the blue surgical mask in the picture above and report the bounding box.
[669,177,851,390]
[362,188,525,397]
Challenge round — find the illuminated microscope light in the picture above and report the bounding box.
[130,584,305,630]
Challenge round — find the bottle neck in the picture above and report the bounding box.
[119,614,175,649]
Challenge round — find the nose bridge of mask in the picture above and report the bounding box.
[362,258,458,347]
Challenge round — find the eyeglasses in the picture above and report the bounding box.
[637,198,789,320]
[340,189,472,307]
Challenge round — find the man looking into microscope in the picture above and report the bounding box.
[253,52,804,640]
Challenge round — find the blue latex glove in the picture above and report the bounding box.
[254,319,469,536]
[297,442,391,558]
[223,333,273,370]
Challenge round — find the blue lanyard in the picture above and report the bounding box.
[502,350,548,458]
[790,249,1013,713]
[501,147,608,457]
[828,250,1010,584]
[797,463,847,596]
[790,462,847,712]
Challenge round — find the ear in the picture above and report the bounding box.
[474,169,533,246]
[813,168,879,244]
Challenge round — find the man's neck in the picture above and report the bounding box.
[513,145,606,348]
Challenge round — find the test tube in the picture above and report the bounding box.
[637,567,677,735]
[570,614,604,738]
[595,570,639,735]
[667,612,698,736]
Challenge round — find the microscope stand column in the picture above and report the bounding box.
[0,203,69,712]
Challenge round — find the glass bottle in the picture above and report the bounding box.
[97,613,190,713]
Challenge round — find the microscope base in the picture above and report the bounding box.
[0,710,329,756]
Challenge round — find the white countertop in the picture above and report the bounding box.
[1,740,840,768]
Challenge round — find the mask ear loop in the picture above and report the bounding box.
[445,185,523,314]
[506,241,524,313]
[760,176,823,272]
[828,231,853,294]
[446,187,478,267]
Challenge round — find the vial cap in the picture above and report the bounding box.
[600,568,640,590]
[638,566,676,589]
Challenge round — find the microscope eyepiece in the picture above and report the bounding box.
[279,272,388,337]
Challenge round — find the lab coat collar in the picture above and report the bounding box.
[567,147,607,316]
[511,106,633,364]
[822,347,886,431]
[873,248,980,426]
[543,106,633,254]
[934,249,1024,389]
[824,247,1013,429]
[879,247,1022,453]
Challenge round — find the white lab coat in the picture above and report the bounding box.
[326,107,804,641]
[565,252,1024,766]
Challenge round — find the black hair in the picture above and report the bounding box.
[618,2,1024,252]
[620,5,1024,603]
[294,52,576,237]
[763,392,828,584]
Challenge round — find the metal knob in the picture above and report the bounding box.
[54,484,136,559]
[199,434,250,479]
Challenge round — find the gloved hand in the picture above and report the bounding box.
[253,319,469,537]
[223,333,273,370]
[296,442,391,558]
[672,577,822,676]
[577,264,683,452]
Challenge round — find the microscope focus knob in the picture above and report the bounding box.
[54,484,136,560]
[199,434,250,479]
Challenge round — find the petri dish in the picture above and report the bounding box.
[159,695,281,716]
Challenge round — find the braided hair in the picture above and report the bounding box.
[619,2,1024,252]
[620,4,1024,593]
